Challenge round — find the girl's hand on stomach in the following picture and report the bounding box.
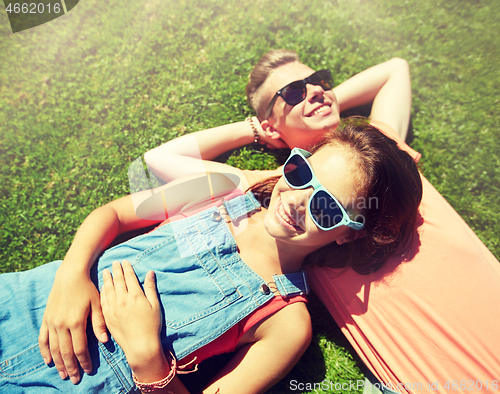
[100,260,164,370]
[39,262,107,384]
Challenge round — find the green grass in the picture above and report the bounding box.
[1,0,499,392]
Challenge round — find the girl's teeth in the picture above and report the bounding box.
[279,203,298,228]
[313,106,327,115]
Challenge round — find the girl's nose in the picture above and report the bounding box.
[287,188,313,213]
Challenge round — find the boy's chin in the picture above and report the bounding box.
[321,116,340,131]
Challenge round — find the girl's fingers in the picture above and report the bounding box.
[48,326,67,380]
[111,261,127,293]
[100,275,108,312]
[101,268,115,305]
[103,262,158,312]
[121,260,142,294]
[71,327,91,377]
[143,271,159,309]
[38,321,52,365]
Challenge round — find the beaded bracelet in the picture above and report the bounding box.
[246,116,260,143]
[132,351,177,393]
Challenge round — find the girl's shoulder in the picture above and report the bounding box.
[242,300,311,348]
[258,301,312,352]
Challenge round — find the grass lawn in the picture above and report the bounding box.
[1,0,499,392]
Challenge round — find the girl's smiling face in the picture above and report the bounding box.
[265,144,364,250]
[260,62,341,150]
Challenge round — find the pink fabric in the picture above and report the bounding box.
[307,123,500,393]
[152,187,246,229]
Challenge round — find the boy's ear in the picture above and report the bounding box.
[336,229,366,245]
[260,119,282,140]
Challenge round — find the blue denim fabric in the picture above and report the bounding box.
[0,192,309,393]
[0,261,137,394]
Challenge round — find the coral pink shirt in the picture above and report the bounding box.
[307,123,500,393]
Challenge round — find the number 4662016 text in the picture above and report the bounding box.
[5,3,62,14]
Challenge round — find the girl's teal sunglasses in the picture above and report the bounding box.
[282,148,365,231]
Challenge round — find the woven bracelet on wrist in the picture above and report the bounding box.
[246,116,260,143]
[132,351,177,393]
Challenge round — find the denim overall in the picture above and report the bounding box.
[0,192,309,393]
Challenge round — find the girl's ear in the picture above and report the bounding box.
[336,228,366,245]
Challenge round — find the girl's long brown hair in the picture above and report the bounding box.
[247,118,423,275]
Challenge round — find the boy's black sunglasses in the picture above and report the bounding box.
[264,69,333,120]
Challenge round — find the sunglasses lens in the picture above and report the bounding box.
[282,81,306,105]
[310,190,344,229]
[284,154,312,187]
[309,70,333,90]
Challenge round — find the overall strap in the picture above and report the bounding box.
[272,271,310,297]
[222,191,261,221]
[259,271,310,297]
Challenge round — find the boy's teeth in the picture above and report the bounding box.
[313,106,327,115]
